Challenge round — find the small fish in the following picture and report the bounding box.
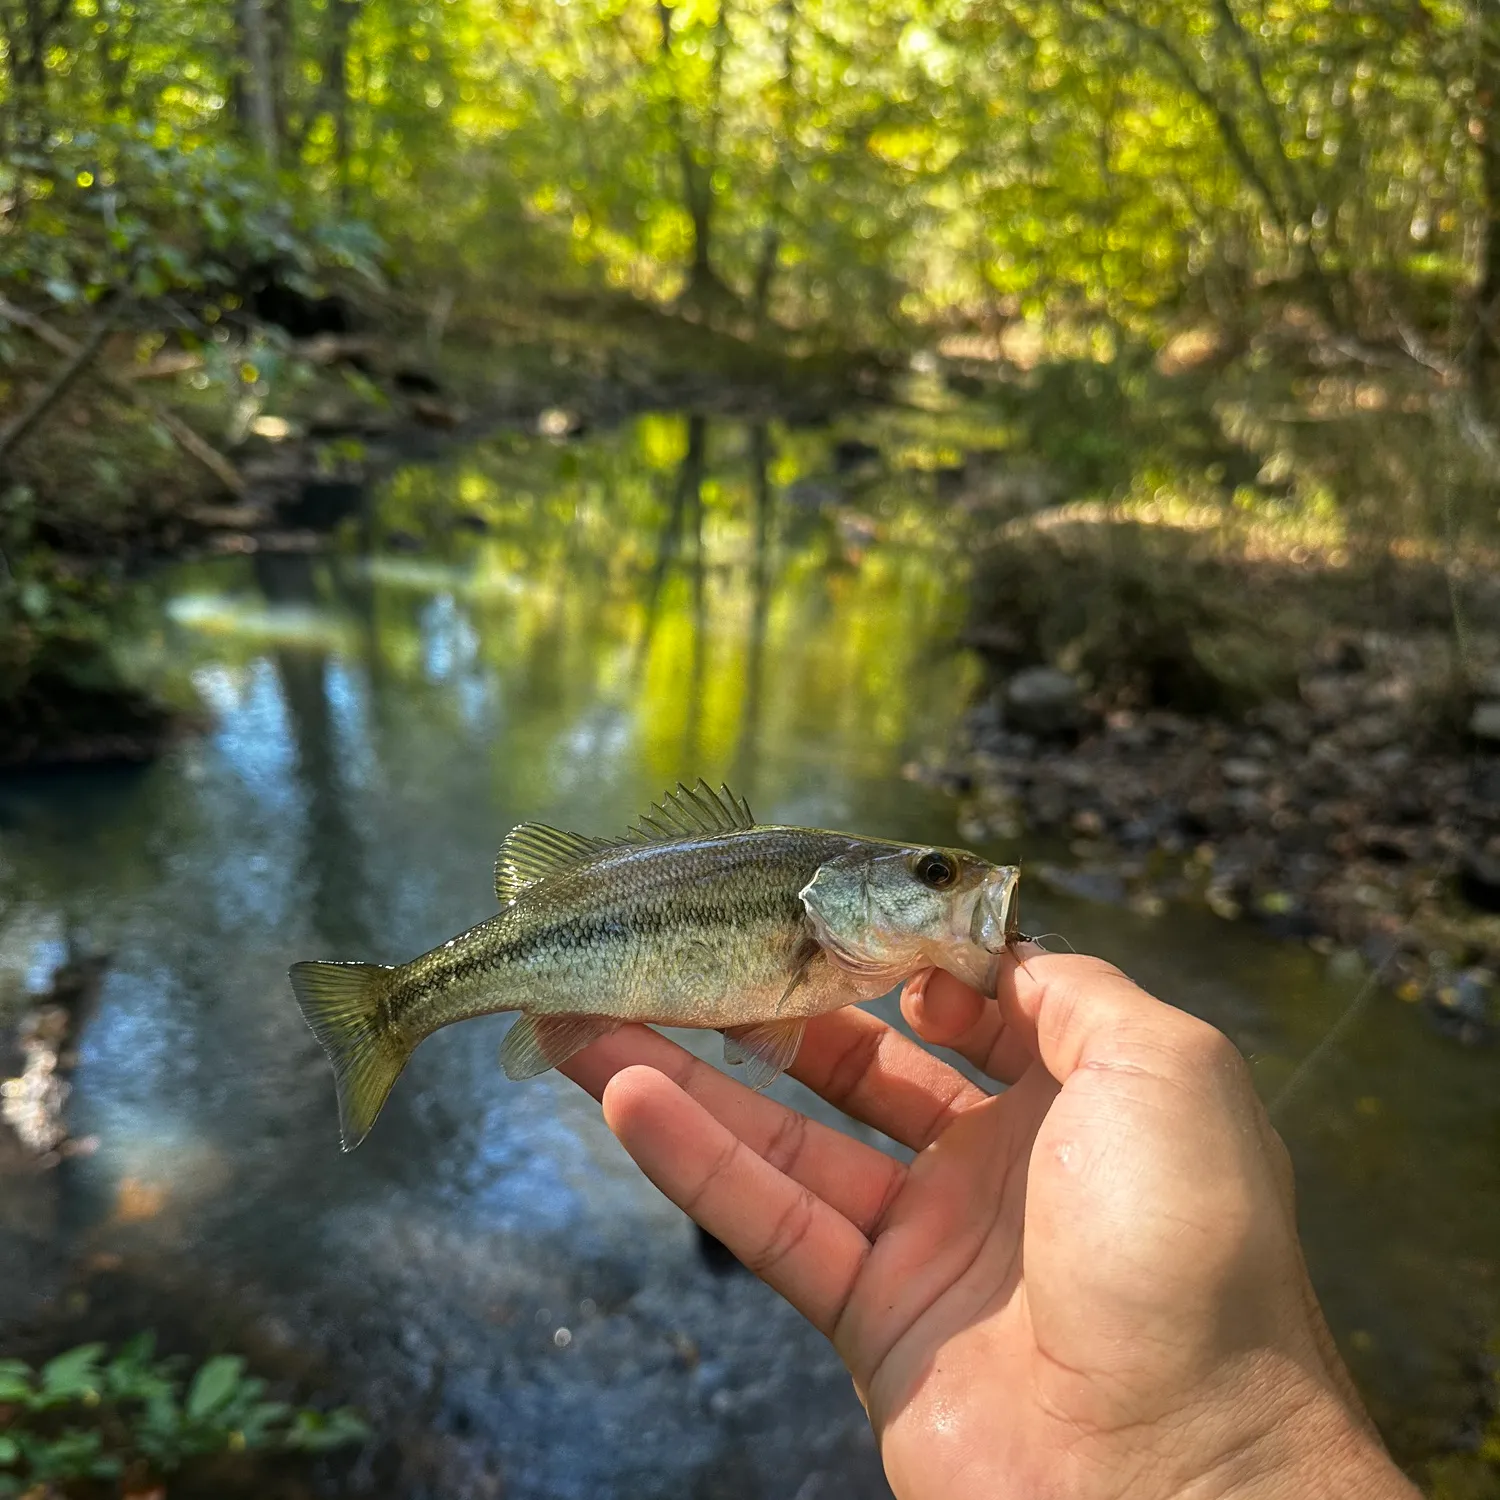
[290,781,1021,1150]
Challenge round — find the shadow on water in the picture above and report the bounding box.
[0,412,1495,1495]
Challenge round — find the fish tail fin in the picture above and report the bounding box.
[289,960,404,1152]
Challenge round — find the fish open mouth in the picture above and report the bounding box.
[970,865,1021,953]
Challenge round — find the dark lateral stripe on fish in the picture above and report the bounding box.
[401,900,802,999]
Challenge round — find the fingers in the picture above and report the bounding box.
[561,1024,905,1233]
[994,950,1246,1092]
[901,968,1036,1085]
[790,1005,989,1151]
[602,1065,869,1336]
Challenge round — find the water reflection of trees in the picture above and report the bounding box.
[291,415,972,818]
[254,551,370,954]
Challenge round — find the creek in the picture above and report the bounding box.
[0,412,1494,1496]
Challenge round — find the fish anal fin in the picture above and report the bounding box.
[722,1018,806,1091]
[289,960,405,1152]
[495,824,625,903]
[500,1013,621,1081]
[627,780,755,842]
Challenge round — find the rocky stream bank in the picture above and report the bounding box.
[916,638,1500,1046]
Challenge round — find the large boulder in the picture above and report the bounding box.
[1005,666,1084,739]
[1468,700,1500,744]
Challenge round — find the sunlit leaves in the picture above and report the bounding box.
[0,0,1487,340]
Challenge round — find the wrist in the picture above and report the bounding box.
[1174,1368,1418,1500]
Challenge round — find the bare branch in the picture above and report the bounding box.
[1074,0,1291,235]
[0,298,248,499]
[0,306,116,468]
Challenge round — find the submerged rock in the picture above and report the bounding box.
[1424,969,1496,1047]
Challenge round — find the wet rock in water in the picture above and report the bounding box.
[410,394,468,429]
[1468,700,1500,744]
[393,366,443,395]
[1458,850,1500,914]
[1221,757,1268,787]
[1004,666,1084,739]
[1424,969,1496,1047]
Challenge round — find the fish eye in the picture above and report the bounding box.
[913,850,958,889]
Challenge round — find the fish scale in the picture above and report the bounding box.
[290,780,1022,1151]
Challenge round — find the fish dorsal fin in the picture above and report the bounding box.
[627,780,755,842]
[495,823,625,903]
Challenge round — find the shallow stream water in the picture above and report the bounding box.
[0,413,1495,1496]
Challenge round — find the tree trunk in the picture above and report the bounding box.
[657,0,726,304]
[1,0,70,147]
[325,0,362,200]
[236,0,280,166]
[1472,18,1500,389]
[752,0,795,328]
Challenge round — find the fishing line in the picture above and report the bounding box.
[1268,933,1402,1124]
[1268,850,1455,1123]
[1024,931,1076,954]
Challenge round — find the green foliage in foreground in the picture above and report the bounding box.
[0,1337,367,1495]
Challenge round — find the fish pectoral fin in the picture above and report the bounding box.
[495,825,628,904]
[774,932,822,1016]
[721,1019,805,1091]
[499,1013,621,1081]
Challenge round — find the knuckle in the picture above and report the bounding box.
[820,1023,885,1106]
[761,1107,810,1176]
[1173,1015,1243,1073]
[744,1186,817,1276]
[680,1134,740,1217]
[914,1073,972,1150]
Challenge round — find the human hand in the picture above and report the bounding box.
[561,953,1418,1500]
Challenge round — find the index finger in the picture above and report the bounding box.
[560,1022,905,1234]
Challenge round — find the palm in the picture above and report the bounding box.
[562,954,1407,1500]
[561,1001,1114,1496]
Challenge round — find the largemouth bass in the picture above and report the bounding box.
[291,781,1021,1150]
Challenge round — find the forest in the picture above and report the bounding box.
[1,0,1494,372]
[4,0,1499,758]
